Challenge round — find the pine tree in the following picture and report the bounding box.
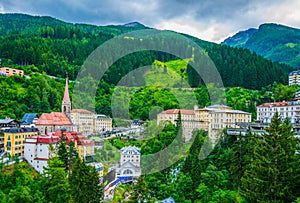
[241,112,300,202]
[69,158,103,202]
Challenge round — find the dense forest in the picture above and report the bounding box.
[108,113,300,202]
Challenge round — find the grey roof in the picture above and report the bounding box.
[0,119,15,124]
[4,127,39,133]
[20,113,38,124]
[120,146,140,155]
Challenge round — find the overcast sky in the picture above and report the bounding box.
[1,0,300,43]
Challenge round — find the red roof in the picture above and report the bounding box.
[34,157,48,161]
[257,101,290,107]
[26,134,60,144]
[36,112,72,125]
[63,76,70,103]
[160,109,194,115]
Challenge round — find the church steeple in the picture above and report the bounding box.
[62,74,71,117]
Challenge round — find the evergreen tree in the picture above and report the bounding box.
[69,158,103,202]
[241,112,300,202]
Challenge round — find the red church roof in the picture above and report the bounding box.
[36,112,72,125]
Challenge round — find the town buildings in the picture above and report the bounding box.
[3,127,39,156]
[0,67,24,77]
[289,70,300,86]
[24,129,95,173]
[157,104,252,142]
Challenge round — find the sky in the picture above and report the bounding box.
[1,0,300,43]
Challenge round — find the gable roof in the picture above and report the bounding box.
[120,161,139,169]
[20,113,38,124]
[0,119,15,124]
[120,146,140,155]
[36,112,72,125]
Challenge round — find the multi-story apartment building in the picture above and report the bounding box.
[94,114,113,132]
[3,127,39,156]
[0,67,24,76]
[157,104,252,142]
[289,70,300,86]
[71,109,95,134]
[24,134,60,173]
[256,100,300,124]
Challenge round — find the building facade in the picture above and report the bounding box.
[24,134,60,173]
[3,127,39,156]
[0,67,24,77]
[289,70,300,86]
[257,100,300,124]
[94,114,113,132]
[71,109,95,135]
[117,146,141,179]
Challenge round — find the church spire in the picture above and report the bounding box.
[63,74,70,103]
[62,74,71,117]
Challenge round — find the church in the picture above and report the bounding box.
[35,75,76,134]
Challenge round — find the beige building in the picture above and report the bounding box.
[70,110,112,135]
[71,109,95,134]
[94,114,113,132]
[157,104,252,142]
[0,67,24,76]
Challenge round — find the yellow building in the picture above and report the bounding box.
[4,127,39,156]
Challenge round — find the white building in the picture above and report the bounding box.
[289,70,300,86]
[24,134,60,173]
[257,100,300,124]
[117,146,141,179]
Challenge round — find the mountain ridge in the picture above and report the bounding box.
[222,23,300,68]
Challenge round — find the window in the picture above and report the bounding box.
[123,169,133,175]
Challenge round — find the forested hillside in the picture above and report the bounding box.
[0,14,294,87]
[222,23,300,68]
[0,14,296,120]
